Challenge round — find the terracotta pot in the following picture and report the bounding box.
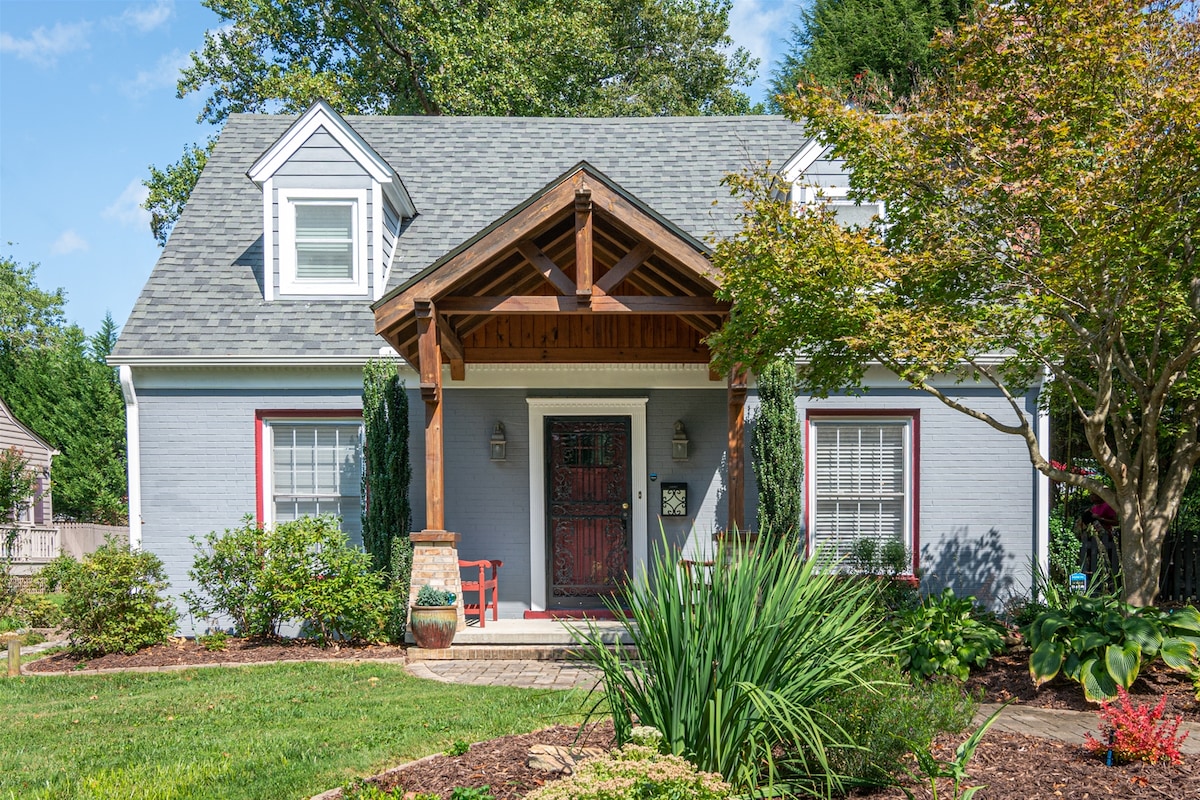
[409,604,457,649]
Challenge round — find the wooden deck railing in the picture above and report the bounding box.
[1,524,60,562]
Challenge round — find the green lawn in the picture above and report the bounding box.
[1,662,587,800]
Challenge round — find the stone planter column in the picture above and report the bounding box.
[409,530,466,631]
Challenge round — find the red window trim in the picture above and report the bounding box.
[254,409,363,527]
[803,408,921,576]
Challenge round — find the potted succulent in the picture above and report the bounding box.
[409,585,457,649]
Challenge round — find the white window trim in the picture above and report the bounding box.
[806,414,915,570]
[260,416,365,531]
[277,187,369,296]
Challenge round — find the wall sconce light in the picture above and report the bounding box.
[672,420,689,461]
[490,422,507,461]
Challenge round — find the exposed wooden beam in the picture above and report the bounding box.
[595,241,654,294]
[464,346,711,364]
[437,315,466,381]
[727,367,748,533]
[575,188,593,304]
[516,240,575,297]
[438,295,730,315]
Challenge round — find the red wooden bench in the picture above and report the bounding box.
[459,559,502,627]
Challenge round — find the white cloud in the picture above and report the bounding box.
[123,49,190,99]
[0,20,92,67]
[103,179,151,229]
[116,1,175,34]
[51,230,89,256]
[728,0,792,79]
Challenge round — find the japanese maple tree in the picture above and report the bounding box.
[710,0,1200,606]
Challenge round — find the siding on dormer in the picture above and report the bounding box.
[269,127,376,298]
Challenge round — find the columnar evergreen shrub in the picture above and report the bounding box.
[362,358,412,574]
[41,538,177,656]
[751,359,803,535]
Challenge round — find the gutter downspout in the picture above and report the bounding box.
[119,365,142,550]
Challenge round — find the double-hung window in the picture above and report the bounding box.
[808,414,915,569]
[260,416,364,542]
[278,188,368,295]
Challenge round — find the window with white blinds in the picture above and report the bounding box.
[810,418,911,564]
[268,421,364,543]
[295,204,354,280]
[277,188,367,295]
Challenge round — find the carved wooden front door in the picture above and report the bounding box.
[546,416,632,607]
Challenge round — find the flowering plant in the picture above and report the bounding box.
[1083,687,1189,765]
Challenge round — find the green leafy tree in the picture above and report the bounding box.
[144,0,757,245]
[0,259,126,524]
[770,0,971,110]
[144,140,215,247]
[751,359,803,535]
[711,0,1200,606]
[362,358,411,573]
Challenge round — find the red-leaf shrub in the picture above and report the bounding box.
[1083,687,1189,765]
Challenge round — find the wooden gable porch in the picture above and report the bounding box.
[372,164,748,623]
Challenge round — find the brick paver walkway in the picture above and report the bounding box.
[407,659,1200,754]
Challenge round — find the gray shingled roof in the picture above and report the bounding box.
[113,115,810,360]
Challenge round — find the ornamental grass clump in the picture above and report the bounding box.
[524,744,732,800]
[574,530,899,797]
[1083,687,1190,765]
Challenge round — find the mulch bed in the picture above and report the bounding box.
[966,649,1200,720]
[23,636,406,672]
[21,638,1200,798]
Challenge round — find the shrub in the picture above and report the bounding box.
[362,358,412,574]
[186,516,393,644]
[184,518,277,637]
[525,744,733,800]
[812,660,976,789]
[1026,595,1200,702]
[41,539,177,656]
[845,537,919,613]
[898,589,1006,681]
[751,359,803,535]
[1083,687,1189,765]
[574,532,899,796]
[13,592,63,628]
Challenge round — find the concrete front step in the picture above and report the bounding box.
[407,644,638,661]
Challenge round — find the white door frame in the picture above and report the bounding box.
[527,397,648,611]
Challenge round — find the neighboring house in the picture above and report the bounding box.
[0,397,58,572]
[111,101,1049,629]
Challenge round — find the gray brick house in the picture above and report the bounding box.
[111,101,1048,629]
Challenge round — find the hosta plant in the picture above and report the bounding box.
[897,589,1006,681]
[1083,687,1189,765]
[1026,595,1200,702]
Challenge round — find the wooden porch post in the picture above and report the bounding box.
[727,367,748,532]
[412,299,465,632]
[415,299,445,530]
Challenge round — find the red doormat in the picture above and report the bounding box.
[523,609,633,620]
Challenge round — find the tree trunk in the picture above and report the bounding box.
[1117,505,1169,607]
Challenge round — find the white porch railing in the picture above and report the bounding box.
[2,524,61,563]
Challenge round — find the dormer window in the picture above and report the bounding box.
[278,188,368,295]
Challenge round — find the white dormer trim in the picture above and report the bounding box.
[780,138,829,184]
[247,99,416,218]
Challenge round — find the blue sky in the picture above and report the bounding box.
[0,0,794,336]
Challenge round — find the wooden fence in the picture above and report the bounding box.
[1080,520,1200,602]
[3,523,127,578]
